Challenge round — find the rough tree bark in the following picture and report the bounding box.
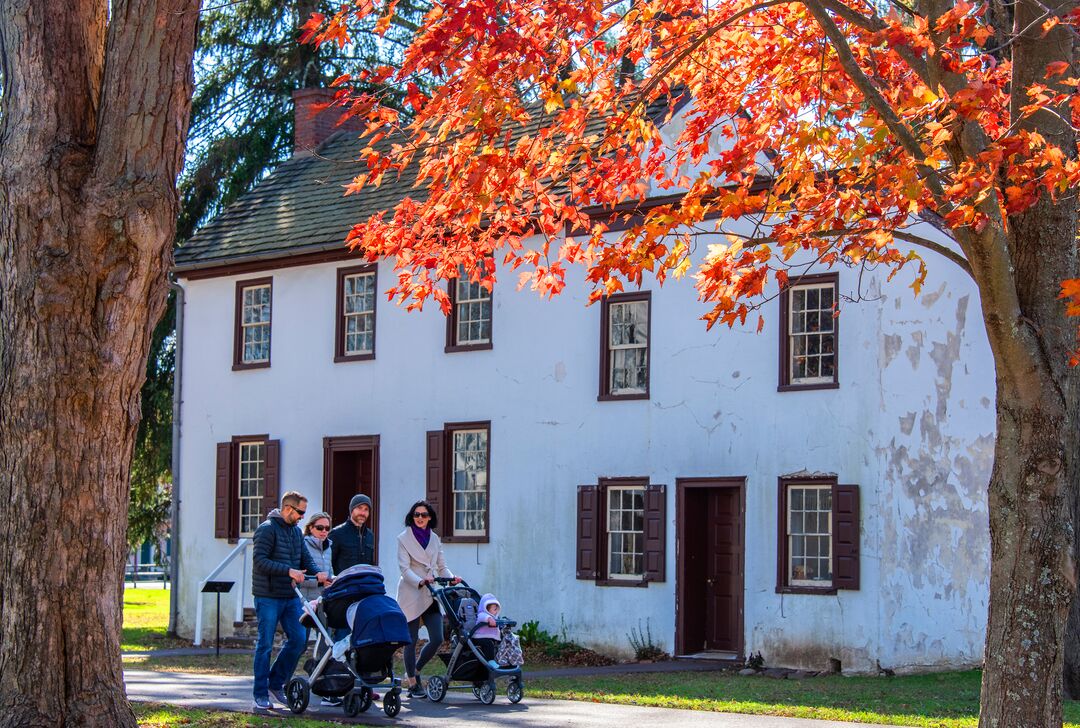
[974,0,1079,723]
[0,1,198,726]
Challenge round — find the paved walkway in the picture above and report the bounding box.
[124,669,903,727]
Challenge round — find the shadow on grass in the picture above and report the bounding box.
[528,670,1080,728]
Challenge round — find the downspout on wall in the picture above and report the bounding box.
[167,277,185,636]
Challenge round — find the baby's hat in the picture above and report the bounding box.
[479,593,501,613]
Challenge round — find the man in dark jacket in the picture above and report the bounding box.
[251,490,329,711]
[329,493,376,574]
[328,494,376,644]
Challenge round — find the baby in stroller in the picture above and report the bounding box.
[422,578,525,705]
[284,565,410,718]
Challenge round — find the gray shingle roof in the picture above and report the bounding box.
[174,95,682,271]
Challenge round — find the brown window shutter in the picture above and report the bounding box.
[643,484,666,582]
[261,439,281,521]
[426,430,445,520]
[832,483,860,590]
[215,443,233,539]
[576,485,600,579]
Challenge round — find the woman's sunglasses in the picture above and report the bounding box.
[312,525,330,532]
[413,511,430,519]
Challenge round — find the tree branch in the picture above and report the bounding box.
[892,230,974,278]
[801,0,951,209]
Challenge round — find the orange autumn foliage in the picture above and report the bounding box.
[301,0,1080,336]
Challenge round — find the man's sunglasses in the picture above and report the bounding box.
[312,525,330,532]
[290,507,306,517]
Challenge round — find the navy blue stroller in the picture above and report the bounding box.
[286,565,409,718]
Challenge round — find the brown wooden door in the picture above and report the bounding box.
[705,488,743,651]
[322,436,381,558]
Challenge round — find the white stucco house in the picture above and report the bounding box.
[171,89,994,673]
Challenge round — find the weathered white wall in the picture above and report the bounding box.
[175,229,992,673]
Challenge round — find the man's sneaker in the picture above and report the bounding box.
[320,696,343,707]
[269,687,288,708]
[252,696,272,712]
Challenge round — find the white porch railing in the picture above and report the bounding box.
[193,538,252,647]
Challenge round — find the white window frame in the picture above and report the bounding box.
[608,300,649,395]
[237,441,266,537]
[788,282,836,385]
[453,274,492,346]
[787,484,833,587]
[606,485,646,581]
[343,271,376,356]
[451,428,488,536]
[240,284,271,365]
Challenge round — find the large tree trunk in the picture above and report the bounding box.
[0,1,198,725]
[966,0,1080,720]
[977,1,1079,720]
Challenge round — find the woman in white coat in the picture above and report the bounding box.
[397,499,458,698]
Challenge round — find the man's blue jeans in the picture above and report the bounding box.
[252,595,307,701]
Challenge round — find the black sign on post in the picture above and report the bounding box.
[201,580,235,658]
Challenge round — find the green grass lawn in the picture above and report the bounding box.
[122,589,189,652]
[133,702,351,727]
[527,670,1080,728]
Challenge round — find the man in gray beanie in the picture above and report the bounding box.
[326,492,378,699]
[329,493,375,575]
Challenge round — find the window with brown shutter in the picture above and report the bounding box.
[215,434,274,542]
[776,476,860,593]
[599,291,651,401]
[577,478,666,586]
[425,423,490,543]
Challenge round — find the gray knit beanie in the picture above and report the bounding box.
[349,494,372,513]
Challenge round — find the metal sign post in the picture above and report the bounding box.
[201,580,235,657]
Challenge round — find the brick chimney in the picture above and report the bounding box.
[291,88,365,156]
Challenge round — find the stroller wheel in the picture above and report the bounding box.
[478,682,496,705]
[343,688,372,716]
[472,685,481,700]
[383,689,401,717]
[426,675,448,702]
[285,677,310,714]
[507,676,524,704]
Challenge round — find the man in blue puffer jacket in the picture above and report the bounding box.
[251,490,329,712]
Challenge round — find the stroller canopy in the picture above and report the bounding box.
[349,593,411,648]
[322,565,410,648]
[322,564,387,605]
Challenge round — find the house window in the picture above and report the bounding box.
[237,441,266,537]
[776,477,861,593]
[335,265,377,362]
[786,484,832,587]
[446,268,492,352]
[779,273,838,390]
[451,427,488,536]
[576,479,665,586]
[215,437,280,542]
[607,485,645,580]
[425,422,491,542]
[234,278,272,369]
[599,291,651,400]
